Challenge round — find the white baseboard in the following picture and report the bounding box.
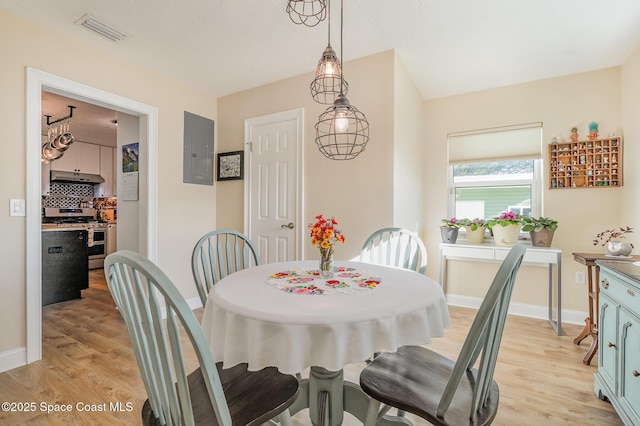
[187,296,203,311]
[446,293,587,326]
[0,347,27,373]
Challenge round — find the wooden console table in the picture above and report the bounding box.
[571,252,640,365]
[440,243,562,335]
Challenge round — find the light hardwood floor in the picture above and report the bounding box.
[0,272,622,425]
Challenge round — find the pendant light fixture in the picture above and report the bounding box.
[286,0,327,27]
[314,0,369,160]
[310,0,348,104]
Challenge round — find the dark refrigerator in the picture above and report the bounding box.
[42,229,89,305]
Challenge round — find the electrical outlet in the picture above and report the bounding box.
[575,271,585,284]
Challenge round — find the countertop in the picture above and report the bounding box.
[596,259,640,284]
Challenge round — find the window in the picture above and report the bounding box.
[447,123,543,222]
[451,159,539,220]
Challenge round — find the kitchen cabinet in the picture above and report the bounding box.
[594,261,640,425]
[97,146,116,197]
[42,229,88,305]
[50,142,101,175]
[42,161,51,195]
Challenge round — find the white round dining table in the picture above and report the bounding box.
[201,260,450,425]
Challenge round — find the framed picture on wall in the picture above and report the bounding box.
[217,150,244,181]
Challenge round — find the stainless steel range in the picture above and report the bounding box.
[43,207,109,269]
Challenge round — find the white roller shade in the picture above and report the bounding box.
[448,122,542,164]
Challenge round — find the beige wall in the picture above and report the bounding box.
[423,67,627,313]
[115,112,141,253]
[393,54,425,234]
[621,48,640,237]
[0,8,217,354]
[217,50,398,260]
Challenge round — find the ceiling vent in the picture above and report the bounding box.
[75,14,127,42]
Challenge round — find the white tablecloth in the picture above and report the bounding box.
[201,260,451,374]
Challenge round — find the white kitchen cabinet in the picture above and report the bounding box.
[41,161,51,195]
[50,142,101,175]
[97,146,116,197]
[595,261,640,425]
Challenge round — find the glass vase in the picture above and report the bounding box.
[319,252,334,278]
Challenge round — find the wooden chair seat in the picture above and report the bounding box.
[360,346,499,426]
[142,363,299,426]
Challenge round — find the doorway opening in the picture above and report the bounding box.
[26,68,159,365]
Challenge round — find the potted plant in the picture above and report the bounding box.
[459,218,487,243]
[593,226,634,256]
[487,212,522,247]
[440,217,461,244]
[522,216,558,247]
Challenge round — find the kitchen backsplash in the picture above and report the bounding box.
[43,182,95,208]
[42,182,117,209]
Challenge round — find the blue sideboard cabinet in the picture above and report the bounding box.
[594,260,640,425]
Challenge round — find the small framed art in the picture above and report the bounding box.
[217,150,244,181]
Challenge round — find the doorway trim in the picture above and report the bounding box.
[244,108,305,260]
[26,67,159,363]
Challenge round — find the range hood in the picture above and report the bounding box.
[50,170,105,184]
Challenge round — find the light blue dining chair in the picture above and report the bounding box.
[359,227,427,274]
[359,244,526,426]
[191,229,260,307]
[104,250,298,426]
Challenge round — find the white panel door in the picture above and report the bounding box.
[245,109,303,263]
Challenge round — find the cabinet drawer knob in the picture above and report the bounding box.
[634,370,640,378]
[601,278,609,289]
[627,289,635,297]
[607,342,616,348]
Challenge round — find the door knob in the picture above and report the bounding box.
[281,222,295,229]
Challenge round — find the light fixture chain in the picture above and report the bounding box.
[339,0,344,94]
[327,0,331,45]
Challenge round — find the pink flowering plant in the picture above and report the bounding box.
[459,218,487,231]
[593,226,634,246]
[486,211,522,229]
[441,217,461,228]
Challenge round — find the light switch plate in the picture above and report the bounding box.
[10,199,25,217]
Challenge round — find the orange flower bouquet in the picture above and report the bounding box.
[309,214,345,278]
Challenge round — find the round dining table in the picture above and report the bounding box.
[201,260,451,425]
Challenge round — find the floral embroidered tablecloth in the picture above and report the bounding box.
[267,266,382,295]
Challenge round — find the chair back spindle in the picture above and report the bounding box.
[106,250,232,425]
[436,244,525,420]
[192,230,260,306]
[359,227,427,274]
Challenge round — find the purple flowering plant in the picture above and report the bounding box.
[487,211,522,229]
[441,217,461,228]
[459,218,487,231]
